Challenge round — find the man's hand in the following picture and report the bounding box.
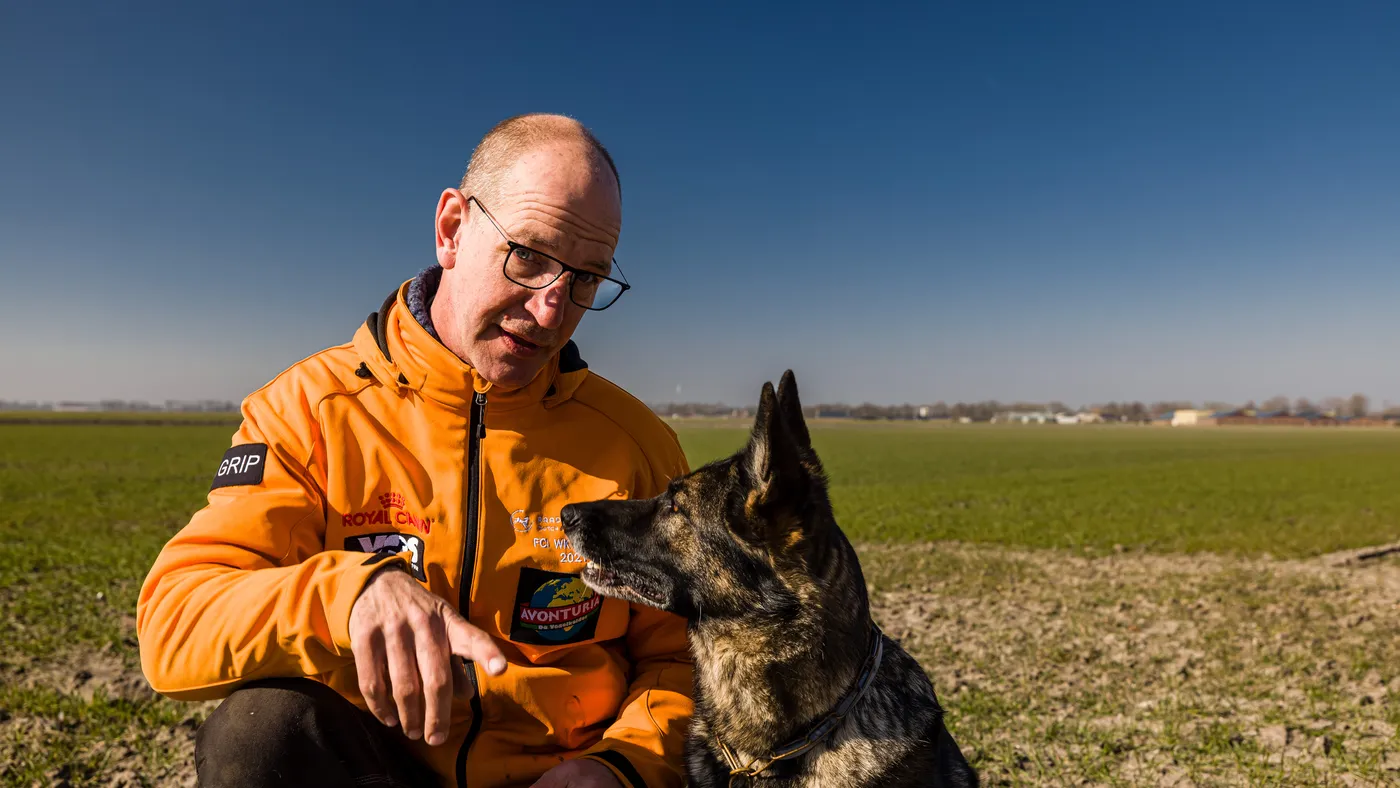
[531,758,625,788]
[348,566,507,746]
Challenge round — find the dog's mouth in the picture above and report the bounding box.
[582,559,670,610]
[582,559,616,585]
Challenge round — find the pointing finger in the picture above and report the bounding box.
[444,610,507,676]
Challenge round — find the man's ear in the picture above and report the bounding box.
[435,189,468,269]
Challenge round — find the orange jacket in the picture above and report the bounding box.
[137,279,694,788]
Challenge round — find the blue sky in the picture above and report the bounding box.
[2,2,1397,408]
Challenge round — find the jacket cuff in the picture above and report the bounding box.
[325,552,410,653]
[581,738,686,788]
[581,751,648,788]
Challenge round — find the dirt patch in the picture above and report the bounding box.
[11,647,158,705]
[0,711,199,788]
[1,644,212,786]
[862,542,1400,786]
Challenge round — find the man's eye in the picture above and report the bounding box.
[575,272,600,285]
[513,247,535,262]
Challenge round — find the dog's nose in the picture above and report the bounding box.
[561,503,587,529]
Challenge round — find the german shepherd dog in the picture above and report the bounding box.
[562,371,976,787]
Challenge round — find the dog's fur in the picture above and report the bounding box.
[562,371,977,787]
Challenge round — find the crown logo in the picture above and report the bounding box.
[379,492,406,510]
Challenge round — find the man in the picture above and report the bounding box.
[137,114,693,788]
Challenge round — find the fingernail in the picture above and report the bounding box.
[385,715,399,728]
[427,732,445,746]
[488,657,507,674]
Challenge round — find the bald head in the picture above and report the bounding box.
[432,113,624,389]
[459,114,620,206]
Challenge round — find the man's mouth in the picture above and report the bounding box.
[496,326,545,358]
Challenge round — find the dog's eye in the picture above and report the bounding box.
[670,501,680,514]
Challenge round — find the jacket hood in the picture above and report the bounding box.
[352,279,590,411]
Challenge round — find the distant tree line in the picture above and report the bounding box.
[649,402,751,418]
[649,392,1396,421]
[0,399,239,413]
[4,394,1389,421]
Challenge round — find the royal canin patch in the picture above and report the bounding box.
[340,490,433,535]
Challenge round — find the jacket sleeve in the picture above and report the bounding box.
[582,429,694,788]
[136,382,406,701]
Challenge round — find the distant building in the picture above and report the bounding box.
[1051,411,1105,425]
[1170,409,1215,427]
[993,410,1053,424]
[54,401,98,412]
[1215,410,1329,427]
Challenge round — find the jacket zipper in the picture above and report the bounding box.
[455,390,487,788]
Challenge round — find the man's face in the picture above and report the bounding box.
[433,142,622,389]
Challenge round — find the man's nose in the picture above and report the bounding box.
[525,276,571,329]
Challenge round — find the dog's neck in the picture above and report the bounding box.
[689,529,873,758]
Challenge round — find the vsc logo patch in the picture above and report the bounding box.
[344,532,426,581]
[510,568,603,645]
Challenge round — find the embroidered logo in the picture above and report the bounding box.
[211,444,268,490]
[344,532,426,581]
[342,491,433,535]
[509,510,564,534]
[509,568,603,645]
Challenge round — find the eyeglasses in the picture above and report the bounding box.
[467,195,630,311]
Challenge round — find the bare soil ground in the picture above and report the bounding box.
[2,543,1396,786]
[0,641,214,787]
[865,542,1400,786]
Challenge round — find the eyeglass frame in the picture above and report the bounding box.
[464,194,631,311]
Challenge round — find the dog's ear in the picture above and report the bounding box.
[776,369,811,453]
[744,380,806,511]
[744,381,778,494]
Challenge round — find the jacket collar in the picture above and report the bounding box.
[353,279,590,412]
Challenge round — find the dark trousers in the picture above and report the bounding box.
[195,677,441,788]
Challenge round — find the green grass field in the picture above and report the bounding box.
[678,420,1400,556]
[1,419,1397,785]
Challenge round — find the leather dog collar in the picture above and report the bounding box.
[716,623,886,784]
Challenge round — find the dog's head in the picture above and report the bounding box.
[562,370,836,620]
